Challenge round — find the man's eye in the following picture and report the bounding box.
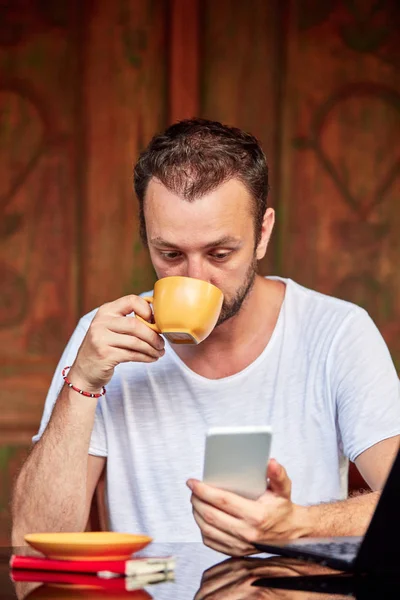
[211,252,231,260]
[161,252,181,260]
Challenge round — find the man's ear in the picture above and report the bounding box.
[256,208,275,260]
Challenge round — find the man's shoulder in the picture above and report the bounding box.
[274,277,372,346]
[283,277,366,320]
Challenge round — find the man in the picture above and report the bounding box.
[12,119,400,556]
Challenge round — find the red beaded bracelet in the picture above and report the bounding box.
[62,366,106,398]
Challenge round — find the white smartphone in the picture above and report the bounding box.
[202,426,272,500]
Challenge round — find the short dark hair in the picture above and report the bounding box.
[133,118,269,245]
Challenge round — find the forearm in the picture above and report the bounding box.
[12,385,98,545]
[297,491,380,538]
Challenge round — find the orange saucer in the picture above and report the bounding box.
[24,532,152,560]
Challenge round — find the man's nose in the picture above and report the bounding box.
[185,257,209,281]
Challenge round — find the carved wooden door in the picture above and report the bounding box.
[202,0,400,369]
[278,0,400,374]
[0,0,82,544]
[0,0,166,544]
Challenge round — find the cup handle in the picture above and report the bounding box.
[136,296,161,333]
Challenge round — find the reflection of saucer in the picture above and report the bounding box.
[13,568,174,598]
[24,532,152,560]
[26,583,152,600]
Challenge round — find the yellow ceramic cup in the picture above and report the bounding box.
[137,276,224,344]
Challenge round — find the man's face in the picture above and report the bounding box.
[144,178,270,327]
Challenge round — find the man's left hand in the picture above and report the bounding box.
[187,458,310,556]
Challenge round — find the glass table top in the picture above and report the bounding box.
[1,542,400,600]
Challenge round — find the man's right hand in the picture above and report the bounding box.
[68,295,165,393]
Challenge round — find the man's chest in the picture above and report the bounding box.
[172,339,276,379]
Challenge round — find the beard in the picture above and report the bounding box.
[215,255,257,327]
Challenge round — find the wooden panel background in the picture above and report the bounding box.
[1,0,399,543]
[0,0,82,543]
[278,0,400,371]
[82,0,167,312]
[0,0,168,544]
[201,0,284,274]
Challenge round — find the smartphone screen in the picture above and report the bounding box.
[202,426,272,499]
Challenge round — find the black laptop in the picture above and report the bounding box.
[254,448,400,574]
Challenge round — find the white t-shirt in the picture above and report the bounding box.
[33,278,400,542]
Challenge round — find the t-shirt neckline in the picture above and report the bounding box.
[164,276,290,384]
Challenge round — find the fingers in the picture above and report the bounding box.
[109,335,164,360]
[98,295,153,319]
[107,317,165,350]
[191,495,245,539]
[111,347,162,364]
[266,459,291,499]
[190,489,264,551]
[187,480,260,520]
[71,294,166,389]
[193,507,254,556]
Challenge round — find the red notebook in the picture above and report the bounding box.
[11,568,174,591]
[10,554,175,577]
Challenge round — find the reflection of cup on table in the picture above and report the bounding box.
[137,276,224,344]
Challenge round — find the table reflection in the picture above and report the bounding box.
[195,555,341,600]
[3,543,400,600]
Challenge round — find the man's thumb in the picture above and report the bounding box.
[266,458,292,499]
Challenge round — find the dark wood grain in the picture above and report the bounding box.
[81,0,166,313]
[200,0,285,275]
[0,0,82,544]
[278,0,400,370]
[168,0,200,123]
